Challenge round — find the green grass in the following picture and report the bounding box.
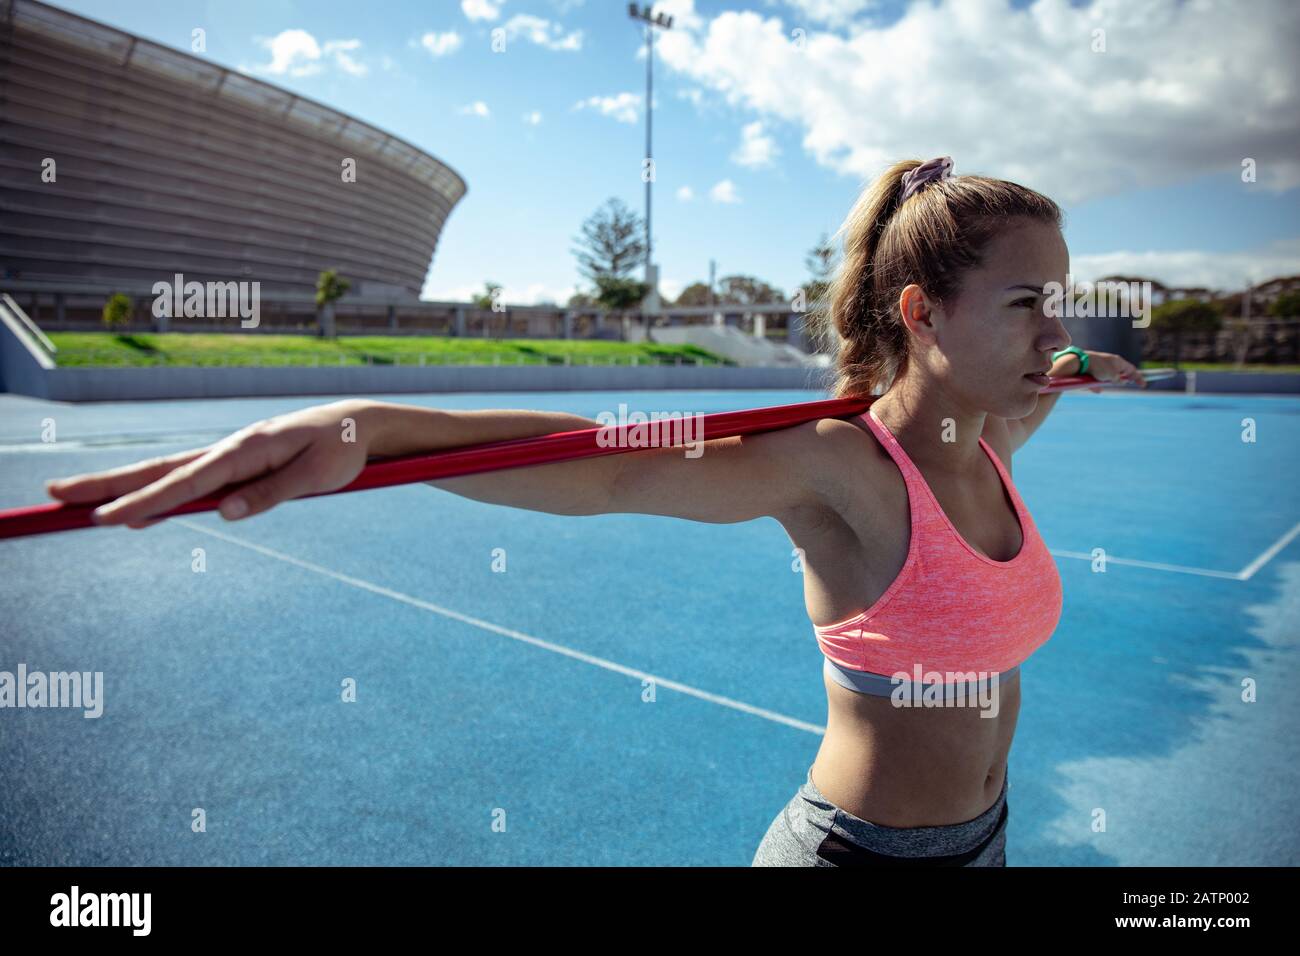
[1141,361,1300,374]
[46,333,730,368]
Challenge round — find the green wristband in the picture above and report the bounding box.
[1052,346,1089,375]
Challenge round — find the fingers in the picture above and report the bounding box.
[90,431,297,525]
[216,447,320,521]
[46,448,209,504]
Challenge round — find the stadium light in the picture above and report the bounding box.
[628,5,673,313]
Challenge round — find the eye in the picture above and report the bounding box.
[1014,297,1038,309]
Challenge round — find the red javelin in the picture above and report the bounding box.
[0,372,1176,541]
[0,396,875,541]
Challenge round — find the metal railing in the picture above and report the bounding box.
[1,292,57,355]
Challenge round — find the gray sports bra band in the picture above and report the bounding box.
[824,657,1020,699]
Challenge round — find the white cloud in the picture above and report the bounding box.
[463,0,503,21]
[247,29,323,77]
[324,39,367,77]
[523,110,543,125]
[246,30,369,78]
[656,0,1300,203]
[710,179,741,203]
[775,0,878,29]
[652,0,705,32]
[658,277,685,302]
[420,31,463,57]
[500,14,583,51]
[573,92,640,124]
[459,100,491,117]
[1071,238,1300,292]
[676,185,694,201]
[420,279,581,306]
[732,120,778,168]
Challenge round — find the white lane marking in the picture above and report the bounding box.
[1237,520,1300,581]
[1050,550,1244,580]
[174,518,826,736]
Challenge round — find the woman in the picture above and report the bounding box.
[46,157,1145,866]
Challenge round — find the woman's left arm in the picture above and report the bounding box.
[1004,350,1147,453]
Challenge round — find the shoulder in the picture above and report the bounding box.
[792,414,900,523]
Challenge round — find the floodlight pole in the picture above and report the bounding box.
[628,4,673,307]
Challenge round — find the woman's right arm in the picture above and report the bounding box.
[47,399,846,532]
[369,402,845,527]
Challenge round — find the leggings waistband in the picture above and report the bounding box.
[799,766,1009,860]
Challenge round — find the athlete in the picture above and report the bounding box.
[45,157,1145,866]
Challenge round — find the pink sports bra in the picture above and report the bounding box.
[813,401,1063,681]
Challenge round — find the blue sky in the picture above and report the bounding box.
[49,0,1300,304]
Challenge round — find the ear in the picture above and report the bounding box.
[897,284,940,346]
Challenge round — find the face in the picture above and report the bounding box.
[899,217,1072,418]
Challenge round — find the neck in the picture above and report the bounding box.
[870,376,989,475]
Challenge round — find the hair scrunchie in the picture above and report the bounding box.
[899,156,954,202]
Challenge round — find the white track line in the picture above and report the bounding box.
[1049,550,1244,580]
[174,519,826,736]
[1237,520,1300,581]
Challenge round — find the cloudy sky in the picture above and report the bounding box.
[52,0,1300,304]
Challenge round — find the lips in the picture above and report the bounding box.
[1024,372,1051,386]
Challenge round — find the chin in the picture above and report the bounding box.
[991,385,1039,419]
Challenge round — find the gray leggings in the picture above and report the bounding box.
[752,766,1009,866]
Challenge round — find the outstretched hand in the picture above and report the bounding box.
[1080,351,1147,393]
[44,400,378,529]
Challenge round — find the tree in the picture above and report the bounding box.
[315,269,351,339]
[1150,299,1223,368]
[571,198,649,334]
[799,232,837,309]
[670,276,786,310]
[1267,292,1300,319]
[593,276,648,313]
[472,282,503,311]
[673,282,714,307]
[102,293,132,329]
[572,198,646,284]
[716,274,785,305]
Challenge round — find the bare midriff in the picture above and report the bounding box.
[810,667,1020,828]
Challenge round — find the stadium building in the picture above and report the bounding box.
[0,0,467,326]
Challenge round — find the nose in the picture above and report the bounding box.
[1042,311,1071,353]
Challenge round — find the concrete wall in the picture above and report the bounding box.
[7,363,1297,402]
[0,295,56,397]
[1148,370,1300,394]
[28,364,834,402]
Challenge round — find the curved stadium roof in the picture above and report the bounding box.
[0,0,467,299]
